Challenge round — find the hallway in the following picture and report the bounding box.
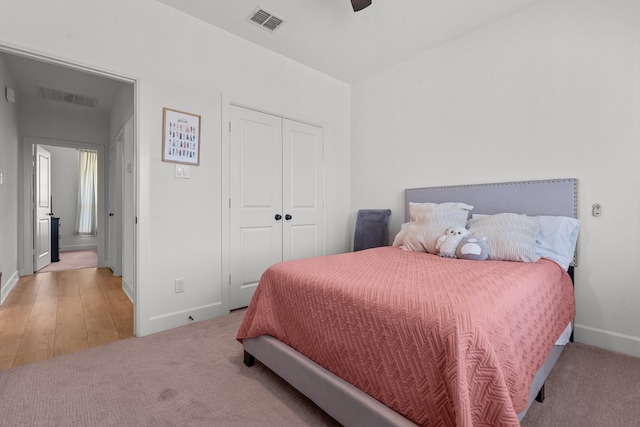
[0,267,133,370]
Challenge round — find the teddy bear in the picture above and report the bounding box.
[455,236,489,261]
[435,226,469,258]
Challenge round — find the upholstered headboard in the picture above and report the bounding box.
[405,179,578,221]
[405,179,579,266]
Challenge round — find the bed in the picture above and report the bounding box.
[237,179,579,426]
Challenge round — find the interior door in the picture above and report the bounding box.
[34,145,52,271]
[108,140,123,276]
[282,119,324,261]
[229,106,283,310]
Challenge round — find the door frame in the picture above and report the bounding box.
[4,42,144,337]
[22,138,107,274]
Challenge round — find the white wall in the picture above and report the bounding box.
[352,0,640,356]
[0,53,19,303]
[0,0,351,335]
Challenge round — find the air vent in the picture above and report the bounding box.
[36,86,98,108]
[247,6,285,32]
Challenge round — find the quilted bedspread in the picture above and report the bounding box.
[236,247,575,426]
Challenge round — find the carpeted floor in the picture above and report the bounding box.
[0,309,638,427]
[37,249,97,273]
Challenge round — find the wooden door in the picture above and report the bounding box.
[34,145,52,271]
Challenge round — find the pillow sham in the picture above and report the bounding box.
[536,215,580,270]
[467,213,541,262]
[472,213,580,269]
[403,202,473,254]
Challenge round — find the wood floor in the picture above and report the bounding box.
[0,267,133,370]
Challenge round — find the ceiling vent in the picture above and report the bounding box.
[247,6,285,32]
[36,86,98,108]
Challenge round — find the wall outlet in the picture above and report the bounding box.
[175,278,185,293]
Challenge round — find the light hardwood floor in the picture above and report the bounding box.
[0,267,133,370]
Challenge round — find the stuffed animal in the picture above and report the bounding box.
[435,226,469,258]
[456,236,489,261]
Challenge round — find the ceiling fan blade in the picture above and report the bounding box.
[351,0,372,12]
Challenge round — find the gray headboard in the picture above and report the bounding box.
[405,179,579,266]
[405,179,578,222]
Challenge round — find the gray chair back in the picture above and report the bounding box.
[353,209,392,252]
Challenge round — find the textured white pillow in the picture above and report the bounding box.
[467,213,541,262]
[536,216,580,269]
[399,202,473,254]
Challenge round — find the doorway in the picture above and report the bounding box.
[34,144,99,273]
[0,47,138,338]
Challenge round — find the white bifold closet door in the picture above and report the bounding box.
[229,105,324,310]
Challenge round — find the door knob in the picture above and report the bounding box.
[109,213,115,217]
[275,214,282,220]
[285,214,292,221]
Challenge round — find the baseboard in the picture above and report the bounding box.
[60,244,98,252]
[140,303,228,336]
[122,278,134,304]
[0,270,20,305]
[574,323,640,358]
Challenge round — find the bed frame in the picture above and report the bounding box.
[243,178,578,426]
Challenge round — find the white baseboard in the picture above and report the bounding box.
[1,270,20,305]
[139,303,229,336]
[574,323,640,358]
[60,244,98,252]
[122,278,134,304]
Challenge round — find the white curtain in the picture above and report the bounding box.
[75,149,98,236]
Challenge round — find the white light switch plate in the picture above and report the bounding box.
[175,164,190,179]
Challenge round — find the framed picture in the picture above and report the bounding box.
[162,107,201,166]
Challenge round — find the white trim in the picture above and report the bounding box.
[1,41,144,338]
[122,278,134,304]
[60,244,98,252]
[574,323,640,358]
[0,270,20,305]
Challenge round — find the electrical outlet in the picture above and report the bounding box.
[175,278,185,293]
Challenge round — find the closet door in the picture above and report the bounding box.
[229,106,324,310]
[229,106,283,310]
[282,119,323,261]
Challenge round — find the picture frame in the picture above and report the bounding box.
[162,107,201,166]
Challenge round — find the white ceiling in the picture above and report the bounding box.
[1,52,129,113]
[1,0,543,112]
[156,0,544,83]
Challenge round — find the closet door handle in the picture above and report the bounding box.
[285,214,292,221]
[275,214,282,221]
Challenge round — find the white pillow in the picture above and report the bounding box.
[467,213,541,262]
[536,216,580,270]
[402,202,473,254]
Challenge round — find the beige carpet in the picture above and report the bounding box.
[37,249,97,273]
[0,309,638,427]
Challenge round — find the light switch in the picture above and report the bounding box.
[175,164,190,179]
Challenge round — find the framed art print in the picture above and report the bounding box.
[162,107,201,166]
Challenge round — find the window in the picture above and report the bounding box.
[75,149,98,235]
